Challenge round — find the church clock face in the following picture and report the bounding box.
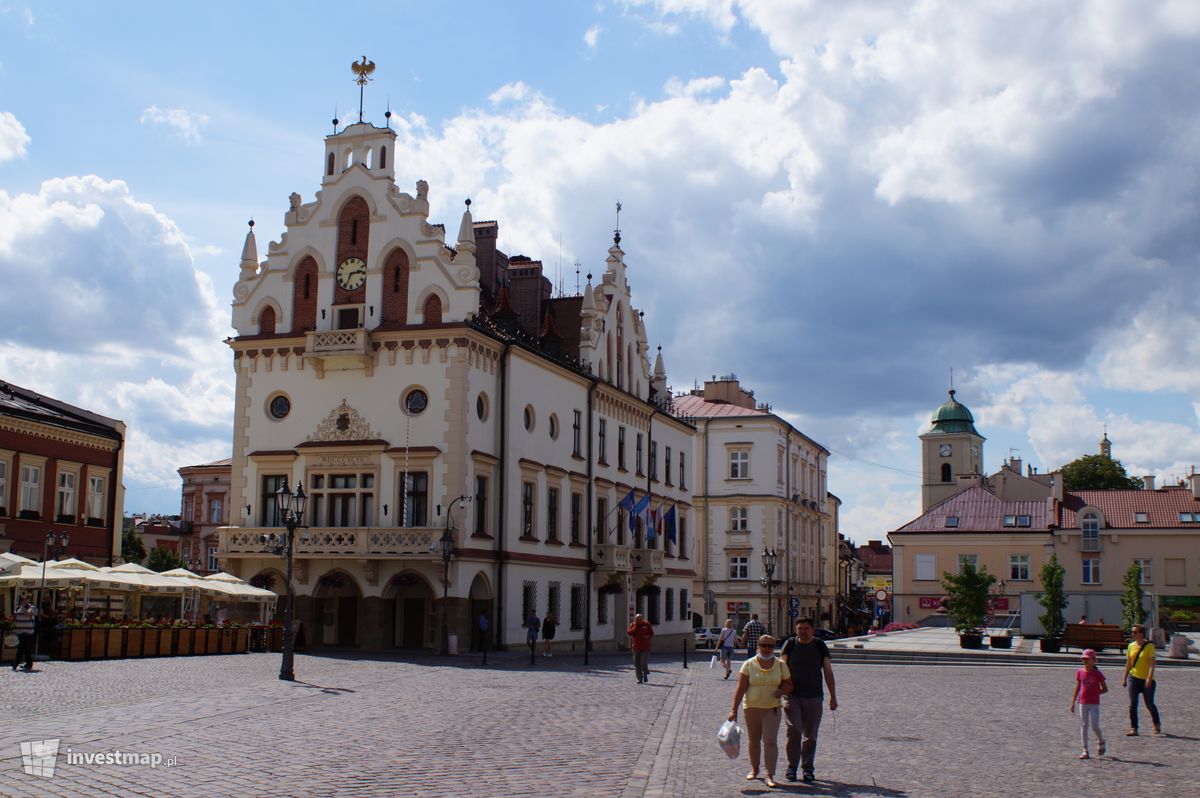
[938,443,952,457]
[336,257,367,290]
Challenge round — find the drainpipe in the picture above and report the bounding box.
[106,432,124,567]
[585,376,598,664]
[495,342,512,648]
[701,418,710,625]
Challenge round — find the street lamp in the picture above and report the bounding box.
[261,480,307,681]
[35,531,69,660]
[760,547,777,636]
[438,495,469,656]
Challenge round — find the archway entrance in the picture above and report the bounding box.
[386,571,434,649]
[314,570,361,647]
[467,572,493,652]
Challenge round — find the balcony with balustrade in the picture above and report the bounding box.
[218,526,442,559]
[303,327,372,374]
[631,548,665,575]
[592,543,633,574]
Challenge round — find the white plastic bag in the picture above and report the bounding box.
[717,720,742,759]
[710,654,717,669]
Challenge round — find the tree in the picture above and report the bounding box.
[941,560,996,635]
[1121,562,1147,630]
[1058,454,1143,491]
[146,546,184,573]
[121,526,147,564]
[1037,553,1068,638]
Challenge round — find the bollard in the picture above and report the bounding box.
[682,638,688,668]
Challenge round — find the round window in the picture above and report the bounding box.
[523,405,535,431]
[549,413,559,440]
[268,394,291,420]
[476,392,489,421]
[404,389,429,416]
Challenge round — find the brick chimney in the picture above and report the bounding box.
[1189,472,1200,500]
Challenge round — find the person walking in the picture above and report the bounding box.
[1071,648,1108,759]
[627,613,654,684]
[12,597,37,672]
[541,611,557,657]
[716,619,737,679]
[525,610,541,655]
[1122,623,1162,736]
[779,617,838,782]
[740,614,766,650]
[729,634,792,788]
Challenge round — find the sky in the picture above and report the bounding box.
[1,0,1199,543]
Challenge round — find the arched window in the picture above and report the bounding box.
[1082,513,1099,534]
[423,294,442,325]
[381,249,409,324]
[366,147,373,169]
[326,152,335,176]
[259,306,276,335]
[379,146,387,169]
[941,463,952,483]
[291,257,318,333]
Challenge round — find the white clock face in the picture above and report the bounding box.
[336,257,367,290]
[938,443,952,457]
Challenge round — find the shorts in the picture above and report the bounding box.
[719,646,734,663]
[543,631,556,641]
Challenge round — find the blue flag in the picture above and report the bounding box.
[664,504,677,543]
[630,494,650,533]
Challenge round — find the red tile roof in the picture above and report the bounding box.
[893,486,1054,533]
[1059,487,1200,528]
[856,545,893,573]
[671,394,770,418]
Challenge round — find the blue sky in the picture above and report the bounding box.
[2,1,1199,541]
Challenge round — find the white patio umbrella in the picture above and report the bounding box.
[202,572,278,602]
[0,562,84,589]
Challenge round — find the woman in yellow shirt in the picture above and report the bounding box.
[728,634,793,788]
[1121,624,1162,736]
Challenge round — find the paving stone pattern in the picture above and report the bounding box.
[1,652,1197,797]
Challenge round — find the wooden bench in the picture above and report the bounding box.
[1062,623,1127,653]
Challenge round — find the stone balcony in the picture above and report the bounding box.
[592,543,633,573]
[631,548,665,575]
[218,526,442,559]
[303,328,372,375]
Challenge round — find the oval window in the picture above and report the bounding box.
[549,413,559,440]
[523,405,535,431]
[476,392,489,421]
[404,389,429,416]
[268,395,291,420]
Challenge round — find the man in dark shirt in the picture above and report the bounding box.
[779,617,837,782]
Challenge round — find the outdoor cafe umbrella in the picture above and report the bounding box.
[201,572,278,603]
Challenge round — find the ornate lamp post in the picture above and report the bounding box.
[760,547,778,636]
[261,481,307,681]
[438,495,469,656]
[35,530,69,659]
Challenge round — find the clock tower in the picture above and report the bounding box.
[919,390,985,511]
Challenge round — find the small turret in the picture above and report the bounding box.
[651,345,667,399]
[239,220,259,276]
[456,198,476,256]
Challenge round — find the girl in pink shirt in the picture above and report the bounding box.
[1070,648,1108,759]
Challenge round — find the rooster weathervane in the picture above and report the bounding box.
[351,55,376,123]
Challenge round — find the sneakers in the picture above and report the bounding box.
[785,768,797,781]
[802,771,815,783]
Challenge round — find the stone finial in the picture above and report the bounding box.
[239,220,258,274]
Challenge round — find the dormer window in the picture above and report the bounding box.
[1003,514,1016,527]
[1016,515,1031,528]
[1180,512,1196,523]
[944,516,959,528]
[1135,512,1149,524]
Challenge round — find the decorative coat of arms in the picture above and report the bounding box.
[307,399,379,442]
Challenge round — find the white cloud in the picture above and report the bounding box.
[664,75,726,98]
[0,111,29,161]
[139,105,210,145]
[584,24,602,49]
[619,0,739,34]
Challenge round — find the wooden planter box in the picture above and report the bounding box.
[105,628,124,658]
[143,628,160,656]
[88,628,107,659]
[235,628,250,653]
[62,629,88,660]
[193,629,209,655]
[218,628,235,654]
[126,628,145,657]
[205,628,220,654]
[176,627,195,655]
[158,628,175,656]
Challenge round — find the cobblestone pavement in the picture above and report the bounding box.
[1,652,1197,797]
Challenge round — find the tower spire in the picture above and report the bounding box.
[351,55,376,124]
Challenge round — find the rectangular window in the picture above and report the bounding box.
[56,472,76,518]
[570,492,582,544]
[184,496,194,521]
[729,450,749,479]
[474,475,489,536]
[1003,515,1016,527]
[522,481,536,539]
[209,497,223,524]
[1180,512,1196,523]
[1135,512,1149,524]
[618,426,626,469]
[665,587,674,622]
[915,554,936,581]
[1165,558,1186,586]
[958,554,978,573]
[598,496,611,543]
[570,584,585,629]
[679,453,686,490]
[0,460,7,513]
[1082,558,1101,584]
[597,590,609,625]
[681,589,689,624]
[649,442,658,480]
[598,420,607,464]
[729,556,749,579]
[547,487,560,542]
[678,516,687,559]
[522,580,537,619]
[665,447,673,485]
[730,506,749,532]
[548,581,561,622]
[86,475,105,521]
[1136,558,1153,585]
[572,411,582,456]
[403,472,428,527]
[1009,554,1030,581]
[636,434,644,474]
[1016,515,1031,528]
[207,546,218,572]
[261,475,287,527]
[19,464,40,514]
[944,516,959,528]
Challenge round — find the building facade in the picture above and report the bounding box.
[178,458,232,573]
[217,113,695,651]
[676,376,833,636]
[0,381,125,564]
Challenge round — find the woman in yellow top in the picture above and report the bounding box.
[1121,624,1162,735]
[728,634,793,788]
